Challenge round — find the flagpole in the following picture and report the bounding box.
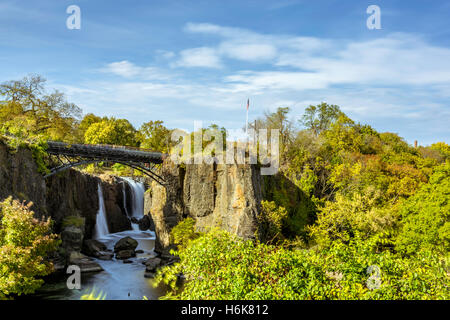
[245,106,249,136]
[245,98,249,137]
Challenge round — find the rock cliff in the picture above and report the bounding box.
[0,137,131,239]
[147,158,262,255]
[0,138,47,216]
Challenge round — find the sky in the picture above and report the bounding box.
[0,0,449,145]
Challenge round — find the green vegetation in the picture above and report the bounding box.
[155,104,449,300]
[61,216,85,229]
[1,75,448,300]
[0,197,59,299]
[156,229,448,300]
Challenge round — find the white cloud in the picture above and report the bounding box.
[173,47,222,68]
[219,42,277,61]
[77,23,449,144]
[100,60,173,80]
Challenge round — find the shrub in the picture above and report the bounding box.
[170,217,200,250]
[0,197,59,299]
[396,162,450,255]
[257,201,288,243]
[154,229,449,300]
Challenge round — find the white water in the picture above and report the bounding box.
[94,183,109,239]
[122,177,145,231]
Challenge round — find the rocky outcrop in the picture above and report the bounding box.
[149,157,262,255]
[0,138,47,217]
[99,174,132,233]
[60,217,103,272]
[46,171,131,238]
[82,239,113,260]
[45,169,100,239]
[149,160,185,254]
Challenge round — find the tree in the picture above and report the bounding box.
[0,197,59,299]
[77,113,105,140]
[301,103,344,136]
[84,117,138,146]
[0,74,82,142]
[137,120,172,152]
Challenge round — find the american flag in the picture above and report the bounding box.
[246,98,250,111]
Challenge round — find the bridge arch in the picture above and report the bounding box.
[44,141,166,185]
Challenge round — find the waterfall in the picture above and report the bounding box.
[94,183,109,239]
[122,177,145,231]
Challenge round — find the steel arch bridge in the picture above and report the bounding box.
[44,141,166,185]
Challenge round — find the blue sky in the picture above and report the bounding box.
[1,0,449,145]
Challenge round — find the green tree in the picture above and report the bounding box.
[301,103,344,136]
[84,117,138,146]
[0,74,81,142]
[137,120,172,152]
[77,113,105,141]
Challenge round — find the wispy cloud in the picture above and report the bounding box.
[100,60,173,80]
[59,22,450,145]
[173,47,223,68]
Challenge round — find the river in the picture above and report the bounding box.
[23,177,169,300]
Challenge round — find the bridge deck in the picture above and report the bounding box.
[46,141,165,164]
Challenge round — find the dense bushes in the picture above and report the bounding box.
[0,197,59,299]
[396,163,450,256]
[155,229,449,300]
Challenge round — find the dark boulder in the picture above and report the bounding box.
[131,217,139,224]
[97,252,114,260]
[114,236,138,252]
[69,252,103,273]
[144,257,162,272]
[144,272,155,278]
[82,239,107,257]
[138,215,155,231]
[115,249,136,260]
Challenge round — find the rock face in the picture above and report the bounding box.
[45,170,100,239]
[137,214,155,231]
[46,171,131,238]
[60,218,104,272]
[149,157,262,255]
[61,225,84,254]
[99,175,132,233]
[149,160,185,254]
[0,139,47,217]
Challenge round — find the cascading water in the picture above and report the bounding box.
[122,177,145,231]
[30,179,160,300]
[94,183,109,239]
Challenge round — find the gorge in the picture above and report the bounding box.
[0,136,272,300]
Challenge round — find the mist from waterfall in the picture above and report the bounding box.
[122,177,145,231]
[94,183,109,239]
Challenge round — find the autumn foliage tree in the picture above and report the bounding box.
[0,198,59,299]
